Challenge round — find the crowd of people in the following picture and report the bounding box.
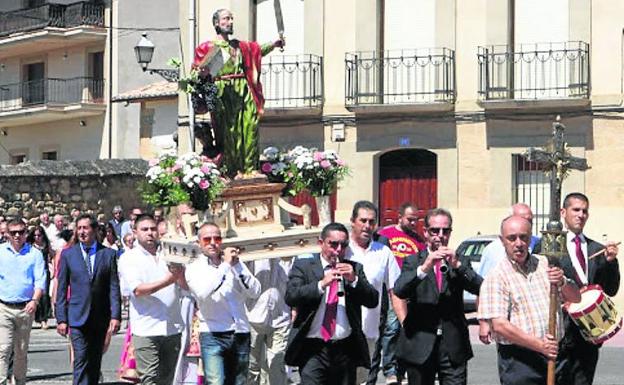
[0,192,620,385]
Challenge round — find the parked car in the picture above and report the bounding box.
[455,234,497,312]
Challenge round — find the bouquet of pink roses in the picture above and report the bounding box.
[287,146,349,197]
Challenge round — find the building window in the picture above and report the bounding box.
[512,154,549,235]
[42,150,57,160]
[10,153,26,165]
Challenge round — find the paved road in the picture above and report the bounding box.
[25,325,624,385]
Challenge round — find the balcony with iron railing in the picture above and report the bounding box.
[345,48,455,112]
[0,1,105,37]
[478,41,590,106]
[0,1,106,58]
[260,54,323,116]
[0,77,105,125]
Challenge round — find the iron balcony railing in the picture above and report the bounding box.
[478,41,590,100]
[261,54,323,109]
[0,77,104,112]
[0,1,105,37]
[345,48,455,107]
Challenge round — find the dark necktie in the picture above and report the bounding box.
[321,276,339,341]
[83,245,93,278]
[574,235,586,279]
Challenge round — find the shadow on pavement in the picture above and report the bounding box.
[27,372,72,381]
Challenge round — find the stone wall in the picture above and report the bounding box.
[0,159,149,222]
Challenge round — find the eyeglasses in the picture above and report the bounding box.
[9,230,26,237]
[200,235,222,244]
[427,227,452,236]
[327,240,349,250]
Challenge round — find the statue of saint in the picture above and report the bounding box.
[193,8,284,178]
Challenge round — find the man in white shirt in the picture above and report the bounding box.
[246,258,292,385]
[183,223,261,385]
[118,214,185,385]
[345,201,401,385]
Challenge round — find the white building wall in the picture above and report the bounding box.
[0,116,105,163]
[255,0,304,54]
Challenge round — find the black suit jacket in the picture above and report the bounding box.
[55,243,121,328]
[284,254,379,368]
[535,235,620,350]
[393,249,482,366]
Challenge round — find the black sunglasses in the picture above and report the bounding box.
[9,230,26,237]
[427,227,452,236]
[327,240,349,250]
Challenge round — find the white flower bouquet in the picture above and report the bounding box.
[140,151,225,210]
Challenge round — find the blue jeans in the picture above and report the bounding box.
[368,291,403,384]
[200,331,251,385]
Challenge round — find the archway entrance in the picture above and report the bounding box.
[378,149,437,234]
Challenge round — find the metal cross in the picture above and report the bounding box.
[525,116,590,385]
[526,116,590,224]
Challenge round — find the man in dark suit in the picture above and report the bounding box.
[56,214,121,385]
[393,208,482,385]
[285,222,379,385]
[552,193,619,385]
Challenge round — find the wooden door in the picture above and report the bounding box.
[379,149,437,235]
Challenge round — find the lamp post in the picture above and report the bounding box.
[134,33,179,82]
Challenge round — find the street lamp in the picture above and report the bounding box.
[133,33,179,82]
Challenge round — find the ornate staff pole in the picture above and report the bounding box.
[526,116,589,385]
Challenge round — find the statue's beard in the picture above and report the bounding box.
[216,25,233,35]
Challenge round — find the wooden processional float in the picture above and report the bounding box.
[160,178,322,265]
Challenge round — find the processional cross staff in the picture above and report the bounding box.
[526,116,590,385]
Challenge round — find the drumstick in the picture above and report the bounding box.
[588,242,621,260]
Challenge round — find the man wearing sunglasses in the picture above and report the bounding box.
[285,222,379,385]
[0,218,46,385]
[394,208,483,385]
[183,222,261,385]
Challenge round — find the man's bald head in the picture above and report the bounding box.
[510,203,533,224]
[500,215,533,264]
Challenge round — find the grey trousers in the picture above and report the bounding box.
[133,333,182,385]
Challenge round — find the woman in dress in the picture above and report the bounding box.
[27,226,52,329]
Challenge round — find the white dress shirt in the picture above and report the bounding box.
[345,240,399,340]
[306,256,352,340]
[185,256,261,333]
[246,258,292,329]
[566,231,589,285]
[118,244,183,337]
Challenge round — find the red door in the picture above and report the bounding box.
[378,150,437,235]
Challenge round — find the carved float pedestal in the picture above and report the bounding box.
[161,178,322,264]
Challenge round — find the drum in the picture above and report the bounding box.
[564,284,623,344]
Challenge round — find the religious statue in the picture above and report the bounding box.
[192,8,285,178]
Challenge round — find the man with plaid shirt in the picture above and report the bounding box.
[478,215,580,385]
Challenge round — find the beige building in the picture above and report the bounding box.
[0,0,180,164]
[181,1,624,304]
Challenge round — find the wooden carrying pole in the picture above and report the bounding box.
[547,283,558,385]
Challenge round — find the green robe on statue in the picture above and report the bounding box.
[193,39,274,177]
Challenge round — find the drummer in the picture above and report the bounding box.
[182,222,261,385]
[537,193,620,385]
[478,215,580,385]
